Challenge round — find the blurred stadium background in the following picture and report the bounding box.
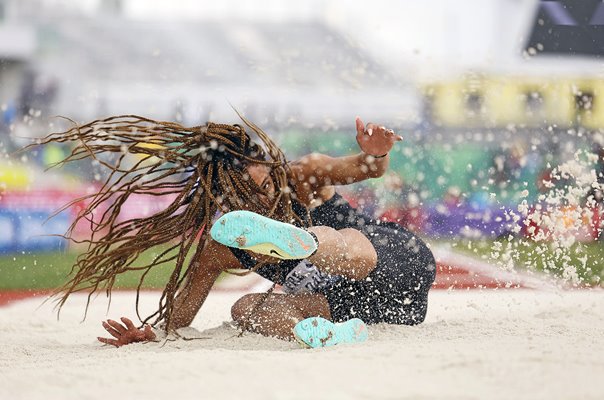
[0,0,603,291]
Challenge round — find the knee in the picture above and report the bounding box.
[340,228,378,267]
[231,294,259,323]
[309,226,347,253]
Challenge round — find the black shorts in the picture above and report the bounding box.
[319,222,436,325]
[228,191,437,325]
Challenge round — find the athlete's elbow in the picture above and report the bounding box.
[367,164,387,178]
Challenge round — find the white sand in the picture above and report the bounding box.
[1,288,603,400]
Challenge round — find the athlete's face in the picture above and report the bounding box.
[246,164,276,200]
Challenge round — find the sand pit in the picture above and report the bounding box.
[1,288,603,400]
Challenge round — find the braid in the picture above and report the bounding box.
[29,114,302,330]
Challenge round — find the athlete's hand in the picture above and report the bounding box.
[355,117,403,157]
[97,317,156,347]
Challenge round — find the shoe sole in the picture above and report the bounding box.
[210,210,317,260]
[293,317,368,348]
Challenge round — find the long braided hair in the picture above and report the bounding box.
[32,114,305,331]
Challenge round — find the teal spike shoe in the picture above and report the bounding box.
[293,317,368,348]
[210,210,317,260]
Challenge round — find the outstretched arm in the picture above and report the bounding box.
[170,239,239,328]
[97,239,241,347]
[292,117,403,190]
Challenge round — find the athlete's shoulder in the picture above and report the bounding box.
[288,153,331,180]
[290,152,329,168]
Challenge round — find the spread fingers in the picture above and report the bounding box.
[102,321,122,339]
[97,336,120,347]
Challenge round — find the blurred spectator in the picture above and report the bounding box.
[490,143,525,189]
[1,102,17,134]
[536,167,555,194]
[586,134,604,240]
[590,137,604,204]
[18,70,59,118]
[378,172,426,232]
[355,186,378,217]
[443,186,463,209]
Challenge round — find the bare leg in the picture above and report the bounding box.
[231,292,331,340]
[307,226,377,280]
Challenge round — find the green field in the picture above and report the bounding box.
[0,245,206,291]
